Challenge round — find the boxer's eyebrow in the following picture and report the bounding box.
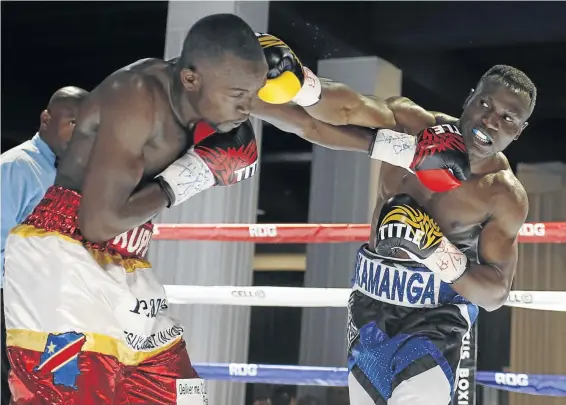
[502,104,522,117]
[230,87,249,92]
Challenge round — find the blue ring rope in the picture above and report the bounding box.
[193,363,566,397]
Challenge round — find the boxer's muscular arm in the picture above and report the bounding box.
[251,93,438,152]
[303,79,396,128]
[451,172,529,311]
[304,80,441,133]
[253,80,449,152]
[79,74,169,243]
[251,98,376,152]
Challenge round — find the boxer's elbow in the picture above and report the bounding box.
[493,283,512,311]
[79,208,119,244]
[481,276,511,312]
[483,290,508,312]
[459,264,511,312]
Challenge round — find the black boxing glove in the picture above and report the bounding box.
[375,193,469,283]
[256,33,321,106]
[369,124,471,193]
[157,120,258,207]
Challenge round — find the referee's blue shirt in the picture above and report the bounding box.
[0,133,56,287]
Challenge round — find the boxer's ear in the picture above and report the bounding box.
[519,121,529,134]
[513,122,528,141]
[180,67,201,92]
[40,110,51,131]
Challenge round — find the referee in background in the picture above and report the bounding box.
[0,86,88,404]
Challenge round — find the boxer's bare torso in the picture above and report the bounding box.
[255,75,530,308]
[369,114,522,263]
[56,55,265,243]
[56,58,197,193]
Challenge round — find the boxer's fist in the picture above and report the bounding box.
[375,193,469,283]
[256,33,321,106]
[194,119,258,186]
[156,120,258,206]
[369,124,470,193]
[410,124,470,192]
[375,194,444,261]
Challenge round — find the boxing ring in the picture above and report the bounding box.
[154,222,566,399]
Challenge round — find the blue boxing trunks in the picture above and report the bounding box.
[347,245,479,405]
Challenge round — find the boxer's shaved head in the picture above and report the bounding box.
[176,13,268,133]
[180,13,264,68]
[478,65,537,112]
[47,86,89,108]
[40,86,89,158]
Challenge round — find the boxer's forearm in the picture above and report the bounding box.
[252,99,374,152]
[452,263,510,312]
[119,182,169,223]
[251,99,311,137]
[85,183,168,243]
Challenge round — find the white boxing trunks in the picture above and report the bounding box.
[3,186,203,405]
[347,245,479,405]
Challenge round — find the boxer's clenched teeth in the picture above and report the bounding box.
[472,128,493,145]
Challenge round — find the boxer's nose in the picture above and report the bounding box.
[481,113,499,131]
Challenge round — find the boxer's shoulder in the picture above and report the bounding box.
[100,70,162,101]
[485,167,528,217]
[115,57,168,75]
[91,63,170,120]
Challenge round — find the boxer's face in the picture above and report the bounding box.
[188,53,267,133]
[460,77,531,159]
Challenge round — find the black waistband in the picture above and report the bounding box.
[357,244,426,270]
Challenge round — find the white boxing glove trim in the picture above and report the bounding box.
[156,149,215,206]
[370,129,416,172]
[417,236,468,283]
[292,66,321,107]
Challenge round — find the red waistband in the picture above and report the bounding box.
[23,185,153,259]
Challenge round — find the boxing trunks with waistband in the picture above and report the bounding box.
[3,186,206,405]
[347,245,479,405]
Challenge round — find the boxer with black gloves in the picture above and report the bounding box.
[374,193,470,284]
[251,33,534,405]
[256,33,321,107]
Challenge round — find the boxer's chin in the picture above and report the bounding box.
[215,121,241,133]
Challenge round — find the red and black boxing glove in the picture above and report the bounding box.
[156,120,258,207]
[369,124,470,192]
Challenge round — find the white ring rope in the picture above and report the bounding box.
[164,286,566,311]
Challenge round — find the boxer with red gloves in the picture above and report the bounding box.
[368,124,470,192]
[251,33,534,405]
[4,14,265,405]
[157,120,258,207]
[253,32,471,193]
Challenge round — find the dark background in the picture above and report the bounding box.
[3,2,566,404]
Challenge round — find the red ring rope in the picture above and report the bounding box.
[152,222,566,244]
